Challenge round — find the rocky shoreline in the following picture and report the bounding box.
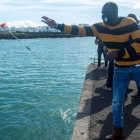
[0,32,81,39]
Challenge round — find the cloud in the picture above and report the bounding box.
[0,3,96,11]
[0,0,10,4]
[0,0,140,12]
[6,20,44,28]
[133,2,140,9]
[42,0,140,6]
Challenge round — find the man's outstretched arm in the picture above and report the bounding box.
[41,16,98,37]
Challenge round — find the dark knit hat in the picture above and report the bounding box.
[127,13,139,23]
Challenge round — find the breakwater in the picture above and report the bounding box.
[0,32,79,39]
[72,64,140,140]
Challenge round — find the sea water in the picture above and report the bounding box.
[0,37,98,140]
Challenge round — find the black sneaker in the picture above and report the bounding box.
[103,85,112,90]
[96,66,101,70]
[102,65,108,70]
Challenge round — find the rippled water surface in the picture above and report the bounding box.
[0,37,97,140]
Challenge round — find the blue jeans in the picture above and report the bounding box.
[113,64,140,128]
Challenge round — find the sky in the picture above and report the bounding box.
[0,0,140,27]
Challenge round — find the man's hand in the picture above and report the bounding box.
[106,51,118,61]
[41,16,57,28]
[103,46,106,50]
[95,39,98,45]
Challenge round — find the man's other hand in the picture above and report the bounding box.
[41,16,57,28]
[106,51,118,61]
[95,39,98,45]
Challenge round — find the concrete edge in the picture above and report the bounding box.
[71,63,94,140]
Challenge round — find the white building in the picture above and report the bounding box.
[9,26,16,32]
[41,26,47,32]
[20,27,28,32]
[0,26,8,32]
[16,28,21,32]
[34,27,41,32]
[41,26,60,33]
[49,27,60,32]
[78,23,89,26]
[0,26,60,33]
[28,27,35,32]
[36,27,41,32]
[0,28,4,32]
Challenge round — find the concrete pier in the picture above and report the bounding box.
[71,63,140,140]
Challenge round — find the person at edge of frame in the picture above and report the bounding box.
[95,37,108,70]
[103,59,114,91]
[41,2,140,140]
[126,13,140,99]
